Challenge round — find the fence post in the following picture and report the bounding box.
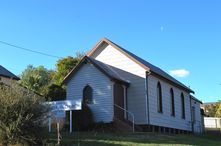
[70,110,72,133]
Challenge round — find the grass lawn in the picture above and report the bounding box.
[48,132,221,146]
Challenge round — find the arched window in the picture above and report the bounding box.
[83,85,93,104]
[181,93,185,119]
[170,88,175,116]
[157,82,163,113]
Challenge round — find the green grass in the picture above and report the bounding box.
[48,132,221,146]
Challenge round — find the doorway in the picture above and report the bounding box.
[113,83,125,120]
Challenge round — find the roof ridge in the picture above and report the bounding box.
[88,57,129,83]
[62,56,129,86]
[88,38,194,93]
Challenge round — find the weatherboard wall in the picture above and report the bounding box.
[66,63,113,123]
[148,75,192,131]
[191,99,203,133]
[91,44,147,124]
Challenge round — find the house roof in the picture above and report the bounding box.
[87,38,194,93]
[62,56,130,86]
[190,95,203,104]
[0,65,20,80]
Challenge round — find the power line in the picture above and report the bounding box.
[0,40,63,59]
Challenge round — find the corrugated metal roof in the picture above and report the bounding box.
[107,39,194,93]
[0,65,20,80]
[87,57,129,85]
[190,95,203,104]
[62,56,129,86]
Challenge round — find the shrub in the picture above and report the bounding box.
[67,103,94,131]
[0,82,49,146]
[45,84,66,101]
[92,122,116,133]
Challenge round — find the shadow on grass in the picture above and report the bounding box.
[48,132,221,146]
[47,141,122,146]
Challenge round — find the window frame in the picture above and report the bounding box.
[181,93,185,119]
[192,106,196,123]
[170,88,175,117]
[83,85,93,104]
[157,82,163,113]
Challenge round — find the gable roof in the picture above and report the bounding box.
[62,56,130,86]
[0,65,20,80]
[87,38,194,93]
[191,95,203,104]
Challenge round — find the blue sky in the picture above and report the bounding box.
[0,0,220,102]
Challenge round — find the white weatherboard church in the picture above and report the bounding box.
[63,38,203,134]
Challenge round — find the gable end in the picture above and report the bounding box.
[87,38,194,93]
[62,56,129,86]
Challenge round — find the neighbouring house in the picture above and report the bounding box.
[63,38,203,134]
[0,65,20,85]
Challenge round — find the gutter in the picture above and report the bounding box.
[145,71,151,125]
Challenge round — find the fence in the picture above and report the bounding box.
[204,117,221,128]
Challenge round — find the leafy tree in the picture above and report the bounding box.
[19,52,85,101]
[215,103,221,118]
[20,65,53,96]
[204,103,220,117]
[0,82,49,145]
[75,51,85,59]
[53,56,82,85]
[45,84,66,101]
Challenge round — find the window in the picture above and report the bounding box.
[83,85,93,104]
[157,82,163,113]
[170,88,175,116]
[192,106,195,123]
[181,93,185,119]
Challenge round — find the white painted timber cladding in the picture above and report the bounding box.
[91,44,147,124]
[191,99,203,133]
[148,75,192,131]
[66,63,113,123]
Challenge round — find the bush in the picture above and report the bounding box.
[67,103,94,131]
[0,82,49,146]
[92,122,116,133]
[45,84,66,101]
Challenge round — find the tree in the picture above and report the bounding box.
[0,82,49,145]
[53,56,82,85]
[20,65,53,96]
[215,102,221,118]
[204,103,220,117]
[19,52,85,101]
[45,84,66,101]
[75,51,85,59]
